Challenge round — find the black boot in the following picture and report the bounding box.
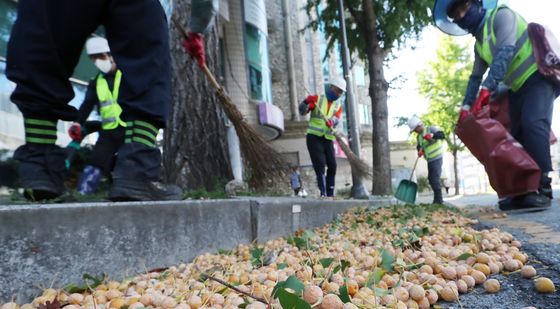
[108,121,182,201]
[498,192,550,212]
[539,175,553,199]
[109,178,183,201]
[433,189,444,204]
[15,118,67,201]
[15,144,67,201]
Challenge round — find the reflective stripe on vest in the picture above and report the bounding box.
[418,128,444,161]
[96,70,126,130]
[306,95,340,141]
[475,5,537,92]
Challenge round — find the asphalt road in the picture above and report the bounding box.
[428,189,560,309]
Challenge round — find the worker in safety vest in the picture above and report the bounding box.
[408,116,446,204]
[433,0,559,211]
[6,0,218,201]
[299,77,346,198]
[67,37,125,195]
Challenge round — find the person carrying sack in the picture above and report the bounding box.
[434,0,560,211]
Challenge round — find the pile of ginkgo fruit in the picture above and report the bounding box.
[1,204,556,309]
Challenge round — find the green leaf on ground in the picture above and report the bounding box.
[333,260,350,274]
[319,258,334,268]
[251,247,264,267]
[272,275,305,298]
[457,253,474,261]
[373,287,390,296]
[276,288,311,309]
[277,263,288,270]
[366,268,386,288]
[339,285,351,303]
[379,249,395,272]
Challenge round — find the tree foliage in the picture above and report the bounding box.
[304,0,433,63]
[416,36,472,152]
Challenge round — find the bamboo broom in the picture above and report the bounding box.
[173,17,289,188]
[318,112,373,179]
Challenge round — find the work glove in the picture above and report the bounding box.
[182,32,205,68]
[471,87,491,114]
[326,119,334,128]
[423,133,433,141]
[458,105,470,123]
[306,95,318,111]
[418,149,424,157]
[68,123,82,141]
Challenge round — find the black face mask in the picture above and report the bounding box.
[455,3,486,34]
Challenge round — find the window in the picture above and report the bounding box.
[245,23,272,103]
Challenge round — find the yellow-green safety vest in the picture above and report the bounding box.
[475,5,537,92]
[418,128,445,161]
[306,95,341,141]
[96,70,126,130]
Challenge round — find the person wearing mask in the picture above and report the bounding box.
[67,37,125,195]
[6,0,218,201]
[299,77,346,198]
[433,0,559,210]
[408,116,446,204]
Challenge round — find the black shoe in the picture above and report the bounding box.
[498,192,551,212]
[14,145,66,201]
[539,175,553,199]
[109,178,183,201]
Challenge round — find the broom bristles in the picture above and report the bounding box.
[217,89,289,188]
[334,133,373,179]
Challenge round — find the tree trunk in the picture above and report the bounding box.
[163,1,232,190]
[453,135,460,196]
[363,0,392,195]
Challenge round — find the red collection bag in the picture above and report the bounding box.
[456,101,541,198]
[489,96,557,145]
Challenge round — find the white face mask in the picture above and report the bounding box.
[94,59,113,73]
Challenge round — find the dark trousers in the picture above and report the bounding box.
[88,127,126,173]
[6,0,171,127]
[428,157,443,203]
[306,134,337,196]
[509,72,558,174]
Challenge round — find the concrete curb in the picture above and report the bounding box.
[0,196,394,302]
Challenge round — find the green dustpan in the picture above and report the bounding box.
[395,156,419,204]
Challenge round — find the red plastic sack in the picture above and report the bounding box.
[490,95,557,144]
[456,104,541,198]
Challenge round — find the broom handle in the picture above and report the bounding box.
[409,156,420,181]
[172,16,223,93]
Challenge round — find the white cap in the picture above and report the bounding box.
[86,37,110,55]
[329,76,347,92]
[407,116,423,132]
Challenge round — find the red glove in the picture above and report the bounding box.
[458,108,469,123]
[68,123,82,141]
[182,32,205,68]
[423,133,433,141]
[471,88,491,113]
[418,149,424,157]
[306,95,318,111]
[326,119,334,128]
